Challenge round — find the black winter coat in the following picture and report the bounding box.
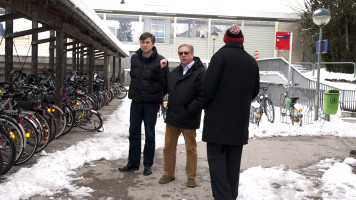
[202,42,260,145]
[128,47,169,103]
[165,57,206,129]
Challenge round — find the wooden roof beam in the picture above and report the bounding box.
[5,26,51,39]
[0,12,25,22]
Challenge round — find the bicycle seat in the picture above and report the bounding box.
[290,96,299,104]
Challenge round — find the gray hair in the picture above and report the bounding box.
[178,44,194,54]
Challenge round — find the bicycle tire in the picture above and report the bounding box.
[61,104,74,135]
[49,105,67,139]
[299,114,303,126]
[44,112,57,143]
[280,94,287,122]
[15,116,39,165]
[116,86,127,99]
[265,98,275,123]
[34,114,52,153]
[75,110,103,132]
[0,115,25,162]
[256,107,261,126]
[0,127,17,175]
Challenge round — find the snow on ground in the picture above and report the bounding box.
[0,69,355,199]
[0,96,355,200]
[300,67,356,90]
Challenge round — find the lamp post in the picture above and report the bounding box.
[313,8,331,121]
[211,31,218,54]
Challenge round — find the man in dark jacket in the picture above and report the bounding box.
[118,32,169,176]
[202,24,260,199]
[158,44,205,188]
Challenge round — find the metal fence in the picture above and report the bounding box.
[307,80,356,112]
[258,58,356,112]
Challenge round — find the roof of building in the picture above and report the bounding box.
[92,0,301,22]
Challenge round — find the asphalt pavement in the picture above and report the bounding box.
[12,98,355,200]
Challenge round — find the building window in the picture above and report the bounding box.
[106,14,142,43]
[176,18,208,38]
[151,19,165,43]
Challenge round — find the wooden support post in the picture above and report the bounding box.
[63,37,67,77]
[80,44,84,73]
[118,57,122,82]
[88,45,94,95]
[5,6,13,83]
[76,43,80,71]
[31,20,38,75]
[104,51,108,89]
[49,30,55,73]
[55,29,64,109]
[72,39,76,71]
[112,55,116,78]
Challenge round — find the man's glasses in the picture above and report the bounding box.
[178,51,190,56]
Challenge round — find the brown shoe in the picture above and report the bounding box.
[187,179,197,187]
[159,175,175,184]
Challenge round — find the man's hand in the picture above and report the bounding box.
[160,59,168,68]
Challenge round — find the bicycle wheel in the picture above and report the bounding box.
[75,110,103,132]
[34,114,52,153]
[15,117,39,165]
[264,98,275,123]
[116,86,127,99]
[50,105,67,139]
[298,113,303,126]
[280,94,287,122]
[44,112,57,143]
[0,115,25,162]
[255,107,261,126]
[0,127,17,175]
[61,104,74,135]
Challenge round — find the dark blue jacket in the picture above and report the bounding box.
[165,57,206,129]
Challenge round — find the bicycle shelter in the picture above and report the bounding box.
[0,0,129,109]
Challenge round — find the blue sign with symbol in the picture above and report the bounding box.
[316,39,329,54]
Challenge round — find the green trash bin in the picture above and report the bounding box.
[323,90,340,115]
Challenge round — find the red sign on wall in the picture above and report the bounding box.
[275,32,290,50]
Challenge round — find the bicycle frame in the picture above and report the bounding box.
[281,89,303,126]
[250,83,275,125]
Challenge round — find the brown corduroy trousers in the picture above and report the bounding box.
[163,123,197,180]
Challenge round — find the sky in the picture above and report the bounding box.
[0,68,355,200]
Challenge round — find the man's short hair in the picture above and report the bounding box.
[140,32,155,44]
[178,44,194,54]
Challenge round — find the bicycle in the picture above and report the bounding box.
[250,83,275,126]
[158,94,168,120]
[111,82,127,99]
[280,83,304,126]
[249,101,261,126]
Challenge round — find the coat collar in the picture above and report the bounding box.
[222,41,244,50]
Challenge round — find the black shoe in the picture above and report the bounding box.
[118,165,139,172]
[143,167,152,176]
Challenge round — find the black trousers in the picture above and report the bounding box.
[128,101,158,167]
[207,143,243,200]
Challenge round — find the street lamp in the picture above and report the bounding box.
[313,8,331,121]
[211,31,218,54]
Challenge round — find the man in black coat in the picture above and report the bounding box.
[158,44,205,188]
[202,24,260,199]
[118,32,169,176]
